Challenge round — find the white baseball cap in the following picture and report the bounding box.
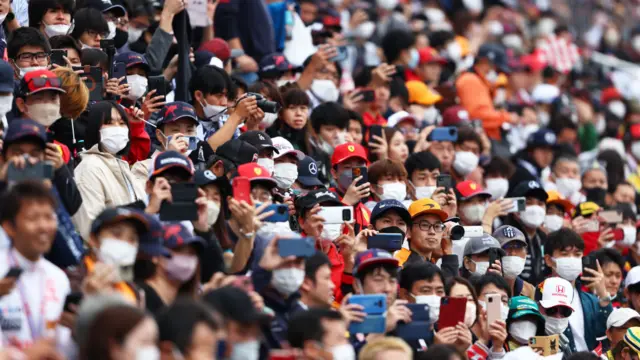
[625,266,640,288]
[607,308,640,330]
[272,137,305,161]
[538,277,575,311]
[387,111,416,128]
[531,84,560,104]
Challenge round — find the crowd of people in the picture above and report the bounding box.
[4,0,640,359]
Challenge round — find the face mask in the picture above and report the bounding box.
[379,182,406,201]
[537,111,551,126]
[257,221,290,239]
[509,320,537,344]
[261,112,278,128]
[414,294,440,324]
[107,21,116,39]
[453,151,479,176]
[464,301,477,327]
[164,253,198,283]
[470,260,489,276]
[44,23,70,37]
[353,21,375,39]
[126,75,148,100]
[376,0,398,10]
[28,102,61,127]
[331,343,356,360]
[206,200,220,227]
[555,177,581,197]
[424,8,446,25]
[311,79,340,103]
[494,88,507,106]
[604,29,620,47]
[622,226,636,247]
[545,214,564,232]
[423,106,439,125]
[257,158,275,176]
[502,34,523,51]
[446,42,462,61]
[485,178,509,200]
[632,142,640,160]
[519,124,539,143]
[321,223,342,241]
[415,186,436,200]
[585,187,607,206]
[461,203,486,225]
[230,340,260,360]
[485,70,498,84]
[501,302,509,321]
[100,126,129,154]
[337,170,352,191]
[136,346,160,360]
[408,48,419,70]
[462,0,483,12]
[128,27,144,43]
[543,315,569,335]
[273,162,298,189]
[537,18,556,36]
[0,13,6,24]
[201,100,227,121]
[553,257,582,281]
[502,256,525,279]
[18,65,47,79]
[271,267,304,296]
[488,21,504,36]
[519,205,545,228]
[99,238,138,266]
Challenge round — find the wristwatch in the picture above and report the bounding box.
[598,292,614,304]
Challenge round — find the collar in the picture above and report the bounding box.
[10,247,42,272]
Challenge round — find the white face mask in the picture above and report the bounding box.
[107,21,116,39]
[622,226,636,247]
[502,34,523,51]
[18,65,47,79]
[206,200,220,227]
[271,268,304,296]
[28,102,61,127]
[543,315,569,335]
[126,75,148,100]
[453,151,479,176]
[509,320,537,344]
[257,158,275,176]
[537,18,556,36]
[99,238,138,266]
[519,124,539,143]
[424,8,446,25]
[261,112,278,128]
[331,343,356,360]
[555,177,581,197]
[201,100,227,121]
[321,223,342,241]
[545,214,564,232]
[353,21,375,39]
[128,27,143,43]
[423,106,440,125]
[135,346,160,360]
[553,257,582,281]
[464,301,477,327]
[100,126,129,154]
[446,42,462,61]
[376,0,397,10]
[462,0,483,12]
[0,94,12,122]
[44,23,71,37]
[273,162,298,189]
[470,260,489,276]
[494,88,507,106]
[488,20,504,36]
[519,205,546,228]
[311,79,340,103]
[485,178,509,200]
[230,340,260,360]
[415,185,436,200]
[414,294,441,324]
[485,70,498,84]
[461,203,486,225]
[502,256,525,279]
[379,182,406,201]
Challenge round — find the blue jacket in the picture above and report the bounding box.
[260,287,303,349]
[563,287,612,352]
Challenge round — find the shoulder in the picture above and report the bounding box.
[456,72,482,86]
[42,260,70,287]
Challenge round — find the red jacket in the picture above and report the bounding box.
[362,111,387,127]
[124,119,151,165]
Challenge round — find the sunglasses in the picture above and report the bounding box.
[546,306,572,318]
[28,76,61,88]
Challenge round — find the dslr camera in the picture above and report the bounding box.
[245,92,280,114]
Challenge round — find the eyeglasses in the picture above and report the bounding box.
[545,306,572,318]
[503,242,526,251]
[251,189,273,203]
[413,221,445,232]
[105,15,128,26]
[16,52,49,62]
[87,30,108,38]
[27,76,61,88]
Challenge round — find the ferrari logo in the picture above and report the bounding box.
[470,183,477,190]
[254,168,262,175]
[348,145,355,152]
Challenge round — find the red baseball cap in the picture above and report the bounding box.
[20,69,65,97]
[455,180,491,201]
[331,142,368,166]
[441,105,470,127]
[236,163,277,187]
[418,47,446,65]
[199,38,231,62]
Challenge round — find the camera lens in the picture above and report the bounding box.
[450,225,465,240]
[342,209,350,221]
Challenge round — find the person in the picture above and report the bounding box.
[483,156,516,200]
[451,127,483,181]
[505,296,545,351]
[625,267,640,313]
[266,87,310,152]
[15,68,66,133]
[545,154,584,205]
[299,252,335,309]
[603,308,640,358]
[460,234,504,278]
[368,199,411,251]
[544,190,574,232]
[365,159,409,209]
[455,180,492,227]
[592,249,626,306]
[416,47,446,88]
[330,142,371,234]
[534,276,575,355]
[420,344,465,360]
[112,51,151,104]
[28,0,73,38]
[7,27,51,80]
[493,225,536,299]
[238,130,279,176]
[610,327,640,360]
[309,102,351,183]
[205,138,259,179]
[48,35,82,66]
[291,156,324,196]
[271,136,305,192]
[359,337,413,360]
[427,130,455,174]
[288,309,354,360]
[405,150,441,200]
[70,7,109,49]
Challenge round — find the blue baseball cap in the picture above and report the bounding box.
[297,156,323,187]
[353,249,399,276]
[90,207,149,236]
[527,128,556,149]
[3,119,47,148]
[370,200,411,225]
[162,223,207,255]
[156,102,198,127]
[113,51,150,72]
[150,150,195,179]
[0,60,14,93]
[138,213,171,258]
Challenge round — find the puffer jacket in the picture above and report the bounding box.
[72,144,146,240]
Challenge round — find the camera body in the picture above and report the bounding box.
[246,92,280,113]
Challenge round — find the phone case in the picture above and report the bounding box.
[367,234,403,251]
[83,66,104,102]
[406,303,430,322]
[369,125,384,142]
[7,162,54,182]
[277,237,316,258]
[430,127,458,142]
[348,294,387,314]
[486,294,502,325]
[159,183,199,221]
[437,297,466,330]
[348,314,386,334]
[396,321,431,340]
[148,75,167,97]
[263,204,290,223]
[529,335,560,356]
[612,228,624,241]
[352,166,368,187]
[318,206,354,224]
[51,49,67,66]
[233,177,252,205]
[436,174,452,191]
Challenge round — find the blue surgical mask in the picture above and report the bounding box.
[408,48,419,69]
[338,170,353,191]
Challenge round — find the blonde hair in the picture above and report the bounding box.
[52,67,89,119]
[358,337,413,360]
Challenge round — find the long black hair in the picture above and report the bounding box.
[84,101,131,156]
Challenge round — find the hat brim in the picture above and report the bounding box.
[539,300,574,312]
[103,4,127,17]
[421,57,448,66]
[172,236,207,255]
[138,243,171,258]
[5,134,46,149]
[93,213,150,236]
[250,177,278,188]
[609,315,640,329]
[275,149,305,161]
[257,144,279,154]
[158,114,198,126]
[511,309,544,322]
[297,176,323,187]
[459,191,492,202]
[332,153,368,166]
[125,61,150,73]
[416,92,443,106]
[524,188,549,202]
[26,87,66,97]
[0,84,14,93]
[411,208,448,222]
[548,198,574,213]
[372,206,411,226]
[151,163,194,178]
[354,257,399,275]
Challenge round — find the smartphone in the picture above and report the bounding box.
[529,335,560,356]
[63,292,83,312]
[369,125,384,143]
[367,233,403,251]
[318,206,354,224]
[329,45,348,62]
[348,314,386,334]
[582,255,597,275]
[82,65,104,101]
[51,49,67,67]
[430,127,458,142]
[436,174,452,193]
[437,297,466,330]
[99,39,115,49]
[112,62,127,85]
[4,267,23,279]
[462,226,483,238]
[358,88,375,103]
[277,237,316,258]
[352,166,368,188]
[348,294,386,314]
[585,220,600,232]
[505,197,526,213]
[488,249,502,275]
[232,177,252,205]
[262,204,289,223]
[612,228,624,241]
[159,183,199,221]
[147,75,167,97]
[396,303,431,340]
[167,135,198,151]
[486,294,502,325]
[471,119,482,129]
[600,210,623,224]
[46,132,55,143]
[7,161,54,182]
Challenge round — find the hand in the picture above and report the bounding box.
[228,198,258,233]
[488,320,508,352]
[336,222,357,272]
[342,90,365,111]
[245,107,265,131]
[413,125,434,153]
[105,77,130,97]
[162,0,185,16]
[248,291,265,313]
[81,262,119,294]
[45,143,64,170]
[163,55,179,80]
[166,133,189,153]
[369,131,388,160]
[597,227,615,248]
[254,202,275,230]
[370,63,396,88]
[58,303,77,329]
[342,176,370,205]
[0,277,16,297]
[434,326,458,344]
[509,112,521,124]
[201,272,236,294]
[234,95,259,119]
[142,89,166,120]
[145,177,172,214]
[454,322,473,353]
[236,54,259,73]
[258,236,299,271]
[309,44,336,72]
[440,189,457,220]
[348,9,368,29]
[385,300,412,333]
[572,216,591,234]
[0,155,39,181]
[582,259,609,300]
[284,196,296,216]
[127,106,145,123]
[302,205,325,238]
[21,338,63,360]
[487,260,502,275]
[192,188,210,232]
[442,222,456,255]
[339,294,366,327]
[355,228,378,254]
[483,199,513,225]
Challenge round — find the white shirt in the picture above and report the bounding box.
[569,288,588,351]
[0,248,70,348]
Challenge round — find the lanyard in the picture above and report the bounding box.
[8,251,47,340]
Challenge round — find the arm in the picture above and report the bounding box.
[228,219,256,274]
[206,113,242,151]
[124,117,151,165]
[439,255,460,280]
[71,169,106,241]
[52,164,83,216]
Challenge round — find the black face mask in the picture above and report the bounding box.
[584,187,607,206]
[114,28,129,49]
[380,226,406,240]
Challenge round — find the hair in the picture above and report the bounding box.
[428,30,456,49]
[418,344,464,360]
[368,159,408,186]
[248,80,283,105]
[544,228,585,256]
[456,126,484,153]
[598,149,626,191]
[230,74,248,95]
[309,102,349,133]
[80,305,148,360]
[482,156,515,178]
[305,252,332,282]
[28,0,74,28]
[7,27,52,61]
[49,35,81,55]
[355,263,400,284]
[282,87,310,108]
[82,101,130,152]
[353,66,375,88]
[287,309,343,348]
[399,262,444,292]
[445,277,480,320]
[389,77,409,105]
[551,154,579,172]
[592,248,625,273]
[549,114,578,135]
[472,273,513,298]
[0,181,57,224]
[157,299,219,355]
[81,48,109,70]
[359,337,413,360]
[52,66,89,119]
[404,151,441,178]
[189,65,230,98]
[71,8,109,41]
[381,29,415,63]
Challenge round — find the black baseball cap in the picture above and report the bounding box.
[138,213,171,258]
[370,199,411,225]
[510,180,549,202]
[82,0,127,16]
[477,43,510,73]
[113,51,149,72]
[194,169,231,196]
[203,286,271,325]
[215,139,258,167]
[295,189,343,213]
[297,156,323,187]
[238,131,279,154]
[0,60,14,93]
[90,207,149,237]
[258,53,301,78]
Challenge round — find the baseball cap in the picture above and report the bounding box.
[236,163,277,188]
[546,190,574,214]
[508,296,544,322]
[477,43,509,73]
[492,225,527,247]
[204,286,270,325]
[194,169,232,196]
[331,143,368,166]
[272,137,304,161]
[371,200,411,225]
[113,51,150,73]
[137,213,171,258]
[463,233,505,256]
[156,102,198,127]
[82,0,126,16]
[441,106,470,127]
[624,327,640,355]
[353,249,399,276]
[532,84,560,104]
[387,111,417,128]
[419,47,446,65]
[238,131,279,154]
[536,277,575,311]
[90,207,149,236]
[294,189,343,212]
[406,80,442,106]
[258,53,301,78]
[150,151,195,178]
[216,139,259,166]
[408,198,448,222]
[19,69,65,97]
[626,267,640,288]
[456,180,491,201]
[0,60,14,93]
[607,308,640,330]
[161,223,206,255]
[527,128,556,149]
[510,180,548,202]
[572,201,601,219]
[3,118,47,148]
[297,156,323,187]
[199,38,231,62]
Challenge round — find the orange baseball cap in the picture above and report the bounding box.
[408,198,448,221]
[546,190,574,214]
